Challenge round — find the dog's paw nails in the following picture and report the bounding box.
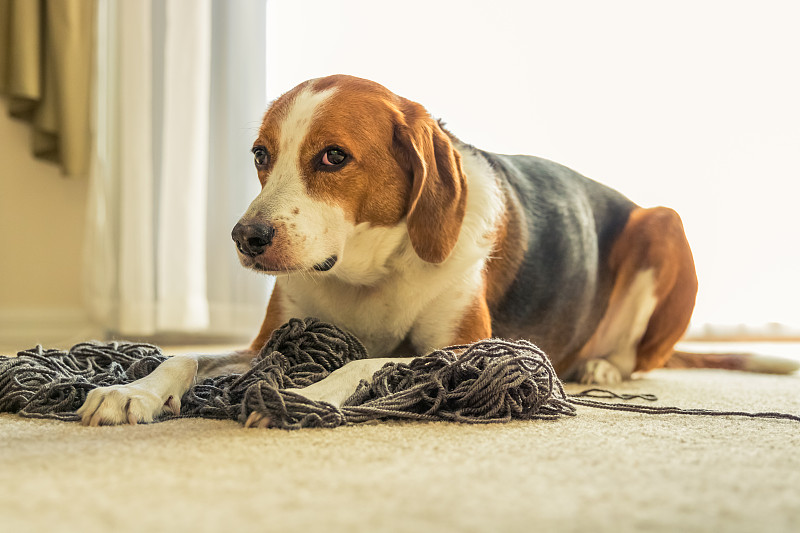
[165,395,181,416]
[88,409,103,427]
[244,411,272,429]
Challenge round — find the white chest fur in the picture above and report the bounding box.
[275,230,476,355]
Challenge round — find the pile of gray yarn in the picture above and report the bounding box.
[0,318,577,429]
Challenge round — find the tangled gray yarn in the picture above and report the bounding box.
[250,338,577,429]
[2,318,799,429]
[0,318,369,426]
[0,319,575,428]
[0,342,166,421]
[182,318,369,425]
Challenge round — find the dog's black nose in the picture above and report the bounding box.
[231,222,275,257]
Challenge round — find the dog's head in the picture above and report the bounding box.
[232,75,467,278]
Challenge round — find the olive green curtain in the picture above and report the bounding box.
[0,0,94,177]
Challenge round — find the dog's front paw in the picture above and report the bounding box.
[575,359,623,385]
[77,384,180,426]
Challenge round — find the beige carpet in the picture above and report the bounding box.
[2,363,799,533]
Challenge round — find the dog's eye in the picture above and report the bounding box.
[252,146,269,167]
[321,148,347,167]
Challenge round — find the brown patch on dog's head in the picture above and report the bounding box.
[297,75,412,228]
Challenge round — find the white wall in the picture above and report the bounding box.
[0,110,98,349]
[266,0,800,334]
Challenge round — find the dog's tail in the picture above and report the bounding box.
[665,350,800,374]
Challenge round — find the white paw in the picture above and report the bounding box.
[577,359,623,385]
[77,384,180,426]
[282,358,398,407]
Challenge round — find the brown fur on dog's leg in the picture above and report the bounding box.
[454,293,492,345]
[249,284,288,353]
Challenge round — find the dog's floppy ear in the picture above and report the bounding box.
[393,98,467,263]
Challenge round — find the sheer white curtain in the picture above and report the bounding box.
[85,0,271,337]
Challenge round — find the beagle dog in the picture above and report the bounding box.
[78,74,701,426]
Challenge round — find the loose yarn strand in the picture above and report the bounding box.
[568,397,800,422]
[566,385,800,421]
